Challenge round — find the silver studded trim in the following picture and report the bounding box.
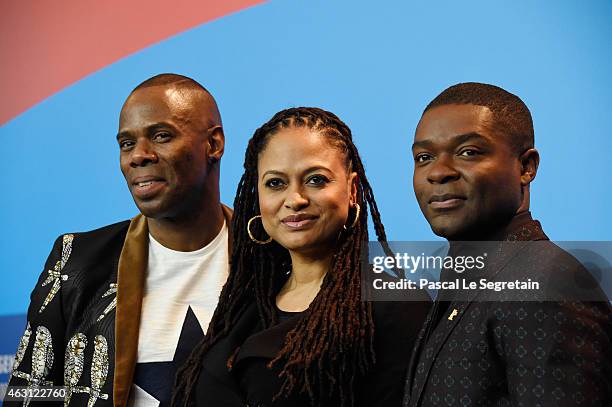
[96,283,117,322]
[12,322,32,372]
[39,234,74,313]
[73,335,109,407]
[64,333,87,407]
[64,333,87,386]
[11,326,54,407]
[90,336,109,396]
[31,326,54,382]
[11,325,54,385]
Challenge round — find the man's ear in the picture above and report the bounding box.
[520,148,539,186]
[207,125,225,164]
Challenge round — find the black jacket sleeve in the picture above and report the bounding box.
[499,299,612,406]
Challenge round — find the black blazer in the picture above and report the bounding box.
[7,220,130,407]
[195,297,431,406]
[403,221,612,406]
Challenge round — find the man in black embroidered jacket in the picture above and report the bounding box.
[403,82,611,406]
[7,73,232,407]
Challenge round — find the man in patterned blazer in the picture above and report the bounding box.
[403,82,611,406]
[8,73,232,407]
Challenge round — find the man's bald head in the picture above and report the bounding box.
[118,73,225,220]
[127,73,222,127]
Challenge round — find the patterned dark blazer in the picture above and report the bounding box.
[7,219,129,407]
[7,206,233,407]
[403,217,612,407]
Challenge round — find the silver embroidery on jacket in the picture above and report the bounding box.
[11,326,54,407]
[73,335,109,407]
[31,326,54,382]
[96,283,117,322]
[12,322,32,372]
[39,234,74,313]
[64,333,87,407]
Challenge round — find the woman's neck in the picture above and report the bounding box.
[275,252,332,312]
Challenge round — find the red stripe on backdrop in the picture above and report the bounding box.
[0,0,265,125]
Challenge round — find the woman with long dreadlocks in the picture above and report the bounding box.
[173,107,430,407]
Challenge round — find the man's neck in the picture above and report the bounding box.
[448,210,535,246]
[147,202,225,252]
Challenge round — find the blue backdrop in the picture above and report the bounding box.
[1,0,611,395]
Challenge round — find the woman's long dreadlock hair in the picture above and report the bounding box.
[172,107,389,407]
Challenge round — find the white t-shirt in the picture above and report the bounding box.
[129,222,229,407]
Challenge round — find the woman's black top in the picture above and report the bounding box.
[232,308,307,406]
[193,295,431,407]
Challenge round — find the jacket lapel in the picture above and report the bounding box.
[112,205,233,407]
[113,214,148,407]
[221,204,233,260]
[403,303,436,402]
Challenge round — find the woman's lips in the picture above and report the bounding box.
[281,214,318,229]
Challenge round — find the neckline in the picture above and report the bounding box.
[148,219,227,257]
[275,303,307,316]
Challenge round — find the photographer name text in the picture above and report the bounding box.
[373,278,539,292]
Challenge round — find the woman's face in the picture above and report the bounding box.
[257,126,357,257]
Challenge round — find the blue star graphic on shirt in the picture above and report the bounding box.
[132,306,205,406]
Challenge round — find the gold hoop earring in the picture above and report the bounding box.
[247,215,272,244]
[343,203,361,230]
